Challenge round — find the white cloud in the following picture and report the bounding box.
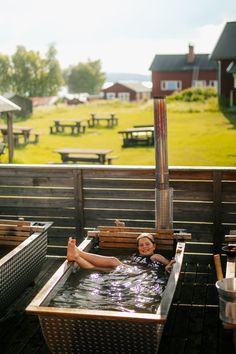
[54,19,234,74]
[0,1,235,74]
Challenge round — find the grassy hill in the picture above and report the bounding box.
[1,98,236,166]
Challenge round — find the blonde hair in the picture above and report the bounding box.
[136,233,155,245]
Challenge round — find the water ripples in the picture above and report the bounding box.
[50,264,168,313]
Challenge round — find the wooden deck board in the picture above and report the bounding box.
[0,256,235,354]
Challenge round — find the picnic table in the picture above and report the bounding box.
[54,148,117,164]
[0,125,39,145]
[118,126,155,147]
[88,113,118,128]
[50,119,87,135]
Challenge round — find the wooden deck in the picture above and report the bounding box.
[0,252,235,354]
[0,164,235,353]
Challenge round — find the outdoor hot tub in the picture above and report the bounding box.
[26,226,190,354]
[0,219,52,313]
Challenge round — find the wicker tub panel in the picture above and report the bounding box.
[0,231,47,312]
[39,315,163,354]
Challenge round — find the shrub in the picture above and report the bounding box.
[167,87,217,103]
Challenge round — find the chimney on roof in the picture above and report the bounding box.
[187,44,195,63]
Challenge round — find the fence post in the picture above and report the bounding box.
[212,170,223,252]
[73,168,85,241]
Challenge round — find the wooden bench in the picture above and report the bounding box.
[63,154,102,164]
[29,133,40,144]
[62,154,117,165]
[7,132,23,145]
[130,132,154,145]
[2,130,38,145]
[118,127,154,147]
[87,222,191,251]
[50,125,86,135]
[106,155,118,164]
[34,132,40,143]
[50,120,87,135]
[0,219,46,246]
[50,126,56,134]
[88,114,118,128]
[80,124,86,134]
[0,219,33,246]
[133,125,154,128]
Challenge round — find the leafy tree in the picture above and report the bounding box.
[66,59,105,94]
[0,53,12,93]
[41,44,64,96]
[11,45,42,96]
[11,44,64,97]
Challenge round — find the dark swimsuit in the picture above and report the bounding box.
[131,253,163,270]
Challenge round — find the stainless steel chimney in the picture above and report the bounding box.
[153,96,173,229]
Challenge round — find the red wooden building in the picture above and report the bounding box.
[102,82,151,101]
[149,45,218,97]
[210,21,236,106]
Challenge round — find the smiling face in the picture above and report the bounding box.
[137,237,156,256]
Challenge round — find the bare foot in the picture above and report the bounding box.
[67,237,78,262]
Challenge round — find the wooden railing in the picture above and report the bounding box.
[0,164,235,256]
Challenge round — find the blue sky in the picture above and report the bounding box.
[0,0,235,74]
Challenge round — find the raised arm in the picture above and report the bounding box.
[151,253,176,273]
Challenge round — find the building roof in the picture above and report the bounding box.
[31,96,58,107]
[3,92,16,100]
[149,53,217,72]
[210,22,236,60]
[3,92,31,101]
[0,95,21,112]
[103,82,151,92]
[121,82,151,92]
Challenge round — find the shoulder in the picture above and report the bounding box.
[151,253,169,265]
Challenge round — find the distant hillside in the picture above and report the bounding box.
[105,72,151,82]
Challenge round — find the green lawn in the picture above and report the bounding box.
[1,99,236,166]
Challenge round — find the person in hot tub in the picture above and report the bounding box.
[131,233,175,272]
[67,233,175,273]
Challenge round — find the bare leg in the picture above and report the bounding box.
[67,237,95,269]
[77,248,123,268]
[67,237,123,269]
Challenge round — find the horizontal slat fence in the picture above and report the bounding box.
[0,164,235,255]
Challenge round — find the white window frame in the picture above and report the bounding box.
[209,80,218,89]
[118,92,130,101]
[161,80,182,91]
[106,92,116,100]
[192,80,206,88]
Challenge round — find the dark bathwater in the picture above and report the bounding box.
[49,258,168,313]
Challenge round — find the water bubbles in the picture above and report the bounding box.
[50,262,167,313]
